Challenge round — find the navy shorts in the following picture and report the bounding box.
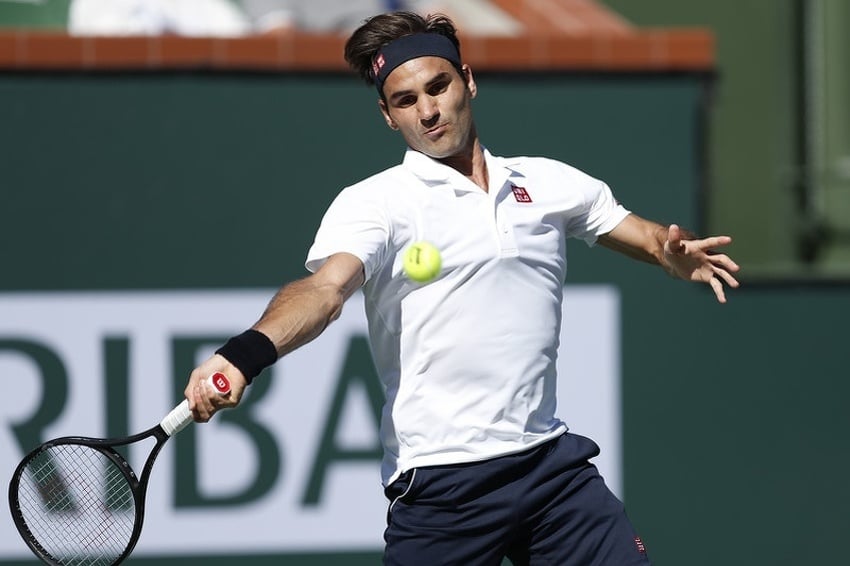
[383,433,651,565]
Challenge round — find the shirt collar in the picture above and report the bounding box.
[402,146,526,192]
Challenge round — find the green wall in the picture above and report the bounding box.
[0,0,69,29]
[0,73,702,291]
[2,70,849,566]
[606,0,850,278]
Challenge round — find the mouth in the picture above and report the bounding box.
[424,123,448,139]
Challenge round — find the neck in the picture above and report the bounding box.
[437,136,489,192]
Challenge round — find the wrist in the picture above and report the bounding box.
[215,329,278,384]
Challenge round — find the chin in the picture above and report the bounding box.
[418,143,460,160]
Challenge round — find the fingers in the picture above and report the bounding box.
[705,251,741,285]
[695,235,733,251]
[192,378,220,422]
[666,224,685,254]
[184,371,214,422]
[708,250,741,295]
[707,251,739,271]
[184,372,200,412]
[707,263,740,304]
[184,362,245,423]
[712,264,740,289]
[709,276,727,304]
[664,225,740,303]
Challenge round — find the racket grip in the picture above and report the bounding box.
[160,372,232,437]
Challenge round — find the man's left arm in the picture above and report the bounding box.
[597,213,740,303]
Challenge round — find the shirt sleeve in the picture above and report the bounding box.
[305,183,391,282]
[565,178,631,247]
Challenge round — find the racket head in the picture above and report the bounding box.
[8,437,145,566]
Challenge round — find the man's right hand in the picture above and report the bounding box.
[184,354,248,422]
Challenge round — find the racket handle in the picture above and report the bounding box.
[160,372,232,436]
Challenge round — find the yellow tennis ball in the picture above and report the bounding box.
[403,241,442,282]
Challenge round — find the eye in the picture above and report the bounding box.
[428,80,450,96]
[395,95,416,108]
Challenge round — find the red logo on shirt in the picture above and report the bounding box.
[511,185,532,203]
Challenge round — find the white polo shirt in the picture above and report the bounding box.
[306,147,630,485]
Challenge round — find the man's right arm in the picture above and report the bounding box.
[254,252,365,357]
[186,252,365,421]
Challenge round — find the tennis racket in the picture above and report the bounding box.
[8,372,232,566]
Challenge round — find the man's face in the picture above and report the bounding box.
[378,56,477,160]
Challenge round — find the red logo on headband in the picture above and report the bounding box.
[372,53,386,78]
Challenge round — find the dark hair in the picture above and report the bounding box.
[344,11,461,86]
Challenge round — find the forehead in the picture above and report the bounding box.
[382,56,457,93]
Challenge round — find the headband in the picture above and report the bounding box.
[371,33,461,94]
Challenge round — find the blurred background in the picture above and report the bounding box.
[1,1,848,565]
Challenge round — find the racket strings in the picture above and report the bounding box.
[15,444,137,566]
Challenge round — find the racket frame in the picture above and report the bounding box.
[8,424,171,566]
[8,372,229,565]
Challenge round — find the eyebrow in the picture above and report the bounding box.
[387,71,453,104]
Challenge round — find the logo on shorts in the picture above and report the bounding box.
[634,536,647,554]
[511,185,532,203]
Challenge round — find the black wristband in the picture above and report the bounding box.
[215,329,277,384]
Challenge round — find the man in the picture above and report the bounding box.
[185,11,739,565]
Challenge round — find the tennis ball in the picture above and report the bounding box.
[403,241,442,282]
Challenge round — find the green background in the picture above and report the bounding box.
[1,0,847,276]
[606,0,850,276]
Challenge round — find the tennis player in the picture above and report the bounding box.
[185,11,739,565]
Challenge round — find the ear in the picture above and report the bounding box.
[462,64,477,99]
[378,99,399,130]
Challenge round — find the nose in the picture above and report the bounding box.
[417,96,439,124]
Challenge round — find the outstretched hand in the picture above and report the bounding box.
[663,224,740,303]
